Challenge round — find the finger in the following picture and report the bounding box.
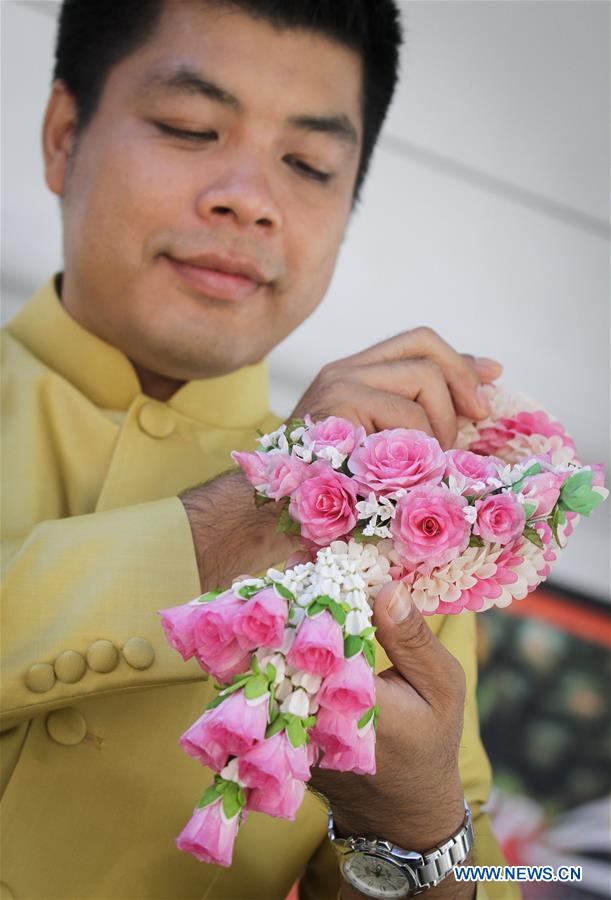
[346,358,457,450]
[372,581,466,710]
[462,353,503,382]
[336,327,494,421]
[347,385,436,437]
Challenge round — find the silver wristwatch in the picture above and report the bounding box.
[327,800,474,898]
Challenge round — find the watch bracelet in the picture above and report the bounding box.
[328,799,474,896]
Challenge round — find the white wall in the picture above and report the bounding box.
[1,0,609,599]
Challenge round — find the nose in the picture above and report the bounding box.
[194,153,282,232]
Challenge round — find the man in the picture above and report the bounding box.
[1,2,518,898]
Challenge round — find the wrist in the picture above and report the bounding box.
[180,470,300,590]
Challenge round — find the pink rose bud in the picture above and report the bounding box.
[289,460,359,545]
[303,416,366,457]
[474,492,526,545]
[157,602,202,660]
[309,705,359,754]
[286,609,344,677]
[520,473,562,518]
[232,588,288,651]
[348,429,446,494]
[238,732,291,792]
[444,449,505,497]
[176,798,239,867]
[231,450,308,500]
[317,654,375,717]
[191,591,251,682]
[319,719,376,775]
[390,484,471,569]
[246,777,305,821]
[179,690,268,771]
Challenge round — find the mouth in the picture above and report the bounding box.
[163,252,268,302]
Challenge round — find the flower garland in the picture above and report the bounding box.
[158,383,607,866]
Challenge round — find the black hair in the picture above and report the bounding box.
[53,0,403,198]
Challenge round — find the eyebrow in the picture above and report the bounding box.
[136,64,358,148]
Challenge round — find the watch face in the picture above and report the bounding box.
[342,852,412,898]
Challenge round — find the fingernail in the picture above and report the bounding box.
[476,384,491,416]
[387,583,412,623]
[474,356,503,370]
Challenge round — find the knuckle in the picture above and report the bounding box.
[402,617,435,652]
[411,325,438,343]
[417,356,444,379]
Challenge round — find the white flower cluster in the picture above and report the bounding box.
[231,540,392,720]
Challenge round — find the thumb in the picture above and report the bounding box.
[372,581,465,707]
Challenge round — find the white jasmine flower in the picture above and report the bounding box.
[316,445,347,469]
[280,688,310,718]
[220,758,247,787]
[291,444,314,463]
[275,677,293,703]
[290,671,322,694]
[345,610,371,636]
[308,697,319,715]
[463,505,478,525]
[288,605,305,627]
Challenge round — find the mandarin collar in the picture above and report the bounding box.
[6,274,272,427]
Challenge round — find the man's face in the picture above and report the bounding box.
[52,1,363,380]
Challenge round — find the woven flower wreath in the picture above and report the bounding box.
[159,383,607,866]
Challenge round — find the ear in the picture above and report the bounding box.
[42,80,79,197]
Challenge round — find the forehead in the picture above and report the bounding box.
[113,1,363,134]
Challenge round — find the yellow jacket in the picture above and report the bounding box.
[0,277,519,900]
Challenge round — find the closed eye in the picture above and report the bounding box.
[284,155,332,184]
[154,122,218,142]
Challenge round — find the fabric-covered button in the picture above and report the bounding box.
[54,649,87,683]
[138,402,175,438]
[122,637,155,670]
[25,663,55,693]
[0,881,15,899]
[87,639,119,673]
[46,708,87,746]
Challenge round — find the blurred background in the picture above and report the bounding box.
[2,2,609,897]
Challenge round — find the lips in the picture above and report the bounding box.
[164,252,268,302]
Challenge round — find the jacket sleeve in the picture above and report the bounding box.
[1,496,206,730]
[298,610,522,900]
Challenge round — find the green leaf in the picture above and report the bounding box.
[255,492,274,508]
[222,784,242,820]
[523,525,544,550]
[265,715,287,739]
[559,471,605,515]
[265,663,277,683]
[357,707,375,730]
[244,673,269,700]
[344,635,363,659]
[522,501,538,520]
[197,590,222,603]
[307,600,327,617]
[238,583,265,600]
[303,715,317,729]
[197,784,221,809]
[360,625,376,640]
[204,694,225,711]
[362,639,376,670]
[250,655,261,675]
[276,505,302,536]
[287,716,307,748]
[511,462,542,493]
[352,527,380,545]
[468,533,484,548]
[273,581,296,602]
[328,599,346,626]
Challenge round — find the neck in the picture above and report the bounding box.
[131,363,186,402]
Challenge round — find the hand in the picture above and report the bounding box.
[290,327,503,450]
[309,580,467,853]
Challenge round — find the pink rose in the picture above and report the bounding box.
[176,799,239,867]
[444,449,504,497]
[231,450,307,500]
[520,473,562,518]
[309,705,358,754]
[192,591,251,683]
[469,411,576,460]
[319,720,376,775]
[179,690,268,771]
[238,731,291,792]
[317,654,375,717]
[232,587,288,651]
[157,602,201,661]
[286,610,344,677]
[303,415,366,457]
[390,484,470,568]
[474,492,526,545]
[348,429,445,494]
[246,777,305,821]
[289,460,358,544]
